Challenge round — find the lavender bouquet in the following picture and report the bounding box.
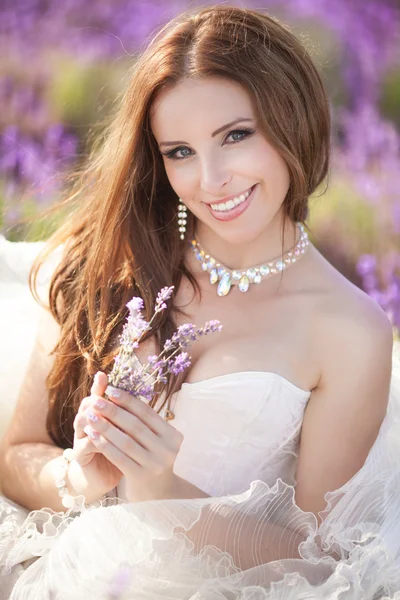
[107,286,222,412]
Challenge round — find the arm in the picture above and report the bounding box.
[0,443,108,512]
[294,294,393,521]
[168,475,314,570]
[172,474,209,499]
[0,306,105,512]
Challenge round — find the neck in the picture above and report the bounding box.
[189,214,299,272]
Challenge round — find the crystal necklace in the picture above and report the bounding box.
[190,222,309,296]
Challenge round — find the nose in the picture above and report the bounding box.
[199,157,232,197]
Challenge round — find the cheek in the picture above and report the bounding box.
[163,163,196,199]
[253,142,290,192]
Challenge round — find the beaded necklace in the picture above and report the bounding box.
[190,222,309,296]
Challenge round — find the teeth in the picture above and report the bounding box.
[210,187,252,212]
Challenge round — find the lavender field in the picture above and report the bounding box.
[1,0,399,335]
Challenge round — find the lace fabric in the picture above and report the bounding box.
[1,357,400,599]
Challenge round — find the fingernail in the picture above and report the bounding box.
[94,372,101,384]
[87,412,99,423]
[94,398,106,410]
[105,385,121,398]
[84,425,100,440]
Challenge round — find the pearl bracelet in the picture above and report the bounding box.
[54,448,77,509]
[55,448,113,510]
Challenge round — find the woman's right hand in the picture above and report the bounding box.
[70,372,123,498]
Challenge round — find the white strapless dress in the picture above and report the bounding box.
[1,236,400,599]
[1,366,400,599]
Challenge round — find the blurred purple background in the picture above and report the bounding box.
[0,0,399,333]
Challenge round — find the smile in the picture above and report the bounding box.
[205,184,257,222]
[210,186,253,212]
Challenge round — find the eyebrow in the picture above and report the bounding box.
[158,118,255,148]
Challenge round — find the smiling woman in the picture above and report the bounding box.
[1,4,400,600]
[150,72,324,248]
[150,78,294,244]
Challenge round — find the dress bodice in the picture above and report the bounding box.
[117,372,311,500]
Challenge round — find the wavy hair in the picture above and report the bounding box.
[30,5,331,447]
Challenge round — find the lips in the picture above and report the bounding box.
[205,185,254,207]
[205,184,257,222]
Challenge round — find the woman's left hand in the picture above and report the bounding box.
[83,373,184,502]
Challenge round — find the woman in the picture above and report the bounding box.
[1,5,400,599]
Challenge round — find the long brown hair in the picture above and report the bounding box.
[30,5,331,448]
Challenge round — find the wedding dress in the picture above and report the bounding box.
[1,235,400,599]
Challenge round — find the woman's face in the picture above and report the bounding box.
[150,77,291,246]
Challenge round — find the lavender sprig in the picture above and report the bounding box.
[108,286,222,403]
[154,286,174,313]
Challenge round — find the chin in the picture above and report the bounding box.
[211,226,264,247]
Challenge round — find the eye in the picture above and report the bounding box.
[225,128,255,144]
[162,127,255,161]
[163,146,193,161]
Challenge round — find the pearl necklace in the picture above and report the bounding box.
[190,222,309,296]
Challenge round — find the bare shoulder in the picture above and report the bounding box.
[294,246,394,516]
[306,245,394,386]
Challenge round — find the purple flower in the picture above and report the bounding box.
[119,311,150,345]
[155,358,167,370]
[356,254,377,276]
[202,320,223,334]
[177,323,197,336]
[168,352,191,375]
[362,273,378,292]
[126,297,144,313]
[164,339,174,351]
[138,384,155,401]
[154,286,174,313]
[171,324,198,347]
[108,288,222,405]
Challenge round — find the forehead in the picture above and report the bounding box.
[150,77,255,139]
